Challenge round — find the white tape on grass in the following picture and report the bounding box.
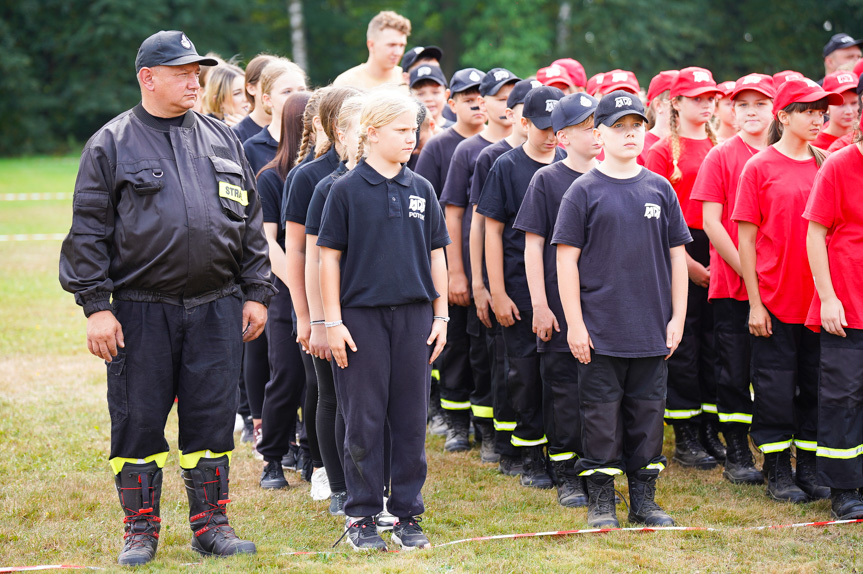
[0,234,66,242]
[1,193,71,201]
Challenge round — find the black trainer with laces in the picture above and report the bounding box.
[344,516,387,551]
[260,459,289,490]
[391,517,431,550]
[329,491,347,516]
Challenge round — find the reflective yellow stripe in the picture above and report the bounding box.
[794,439,818,452]
[664,408,702,419]
[757,440,792,454]
[178,450,232,470]
[579,468,623,477]
[511,435,548,447]
[817,444,863,459]
[644,462,666,472]
[494,419,516,431]
[701,403,717,414]
[471,405,494,419]
[717,412,753,424]
[431,369,440,381]
[109,452,169,475]
[549,452,575,461]
[440,399,471,411]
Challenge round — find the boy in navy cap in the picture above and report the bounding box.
[513,92,600,506]
[477,86,566,488]
[553,90,690,527]
[410,65,453,130]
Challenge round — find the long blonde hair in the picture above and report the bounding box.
[295,88,327,166]
[356,90,419,164]
[337,95,367,163]
[258,58,308,115]
[668,96,717,183]
[201,63,245,119]
[316,87,362,158]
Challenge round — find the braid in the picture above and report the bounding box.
[704,119,718,146]
[295,89,326,166]
[355,135,366,166]
[295,129,312,166]
[316,139,333,158]
[668,104,683,184]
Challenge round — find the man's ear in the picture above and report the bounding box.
[138,68,156,92]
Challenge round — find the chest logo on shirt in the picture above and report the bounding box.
[644,203,661,219]
[409,195,426,220]
[219,181,248,206]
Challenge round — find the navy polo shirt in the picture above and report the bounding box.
[305,162,348,236]
[284,146,341,225]
[279,151,316,227]
[414,128,466,198]
[551,167,692,357]
[232,115,268,144]
[257,166,287,248]
[512,161,583,353]
[317,160,451,308]
[242,127,278,175]
[476,145,566,311]
[470,139,513,206]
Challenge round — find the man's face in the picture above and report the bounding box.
[369,28,407,70]
[826,45,862,74]
[150,63,201,114]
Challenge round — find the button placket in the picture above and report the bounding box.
[387,182,402,218]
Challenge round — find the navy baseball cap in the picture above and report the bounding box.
[401,45,444,71]
[449,68,485,94]
[823,33,863,58]
[480,68,520,97]
[594,90,648,127]
[551,93,598,132]
[507,79,543,108]
[135,31,218,72]
[522,86,566,129]
[410,64,447,88]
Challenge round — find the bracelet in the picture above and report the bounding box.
[310,320,325,326]
[433,316,450,322]
[325,320,344,328]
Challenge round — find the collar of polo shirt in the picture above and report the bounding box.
[356,159,414,186]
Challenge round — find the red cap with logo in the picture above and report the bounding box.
[671,67,719,98]
[552,58,587,88]
[730,73,776,100]
[823,70,859,95]
[717,81,736,98]
[536,65,574,89]
[772,70,804,86]
[646,70,679,105]
[586,72,605,95]
[599,69,639,95]
[773,79,843,117]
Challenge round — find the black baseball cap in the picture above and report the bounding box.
[410,64,447,88]
[823,33,863,58]
[522,86,565,129]
[401,46,444,70]
[135,30,218,72]
[551,93,598,132]
[480,68,520,97]
[507,79,543,109]
[594,89,648,127]
[449,68,485,95]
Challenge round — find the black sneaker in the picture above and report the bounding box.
[344,517,387,552]
[329,491,347,516]
[281,443,299,471]
[260,459,289,489]
[499,454,524,476]
[391,517,431,550]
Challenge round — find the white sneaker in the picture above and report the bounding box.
[376,497,396,531]
[310,467,331,500]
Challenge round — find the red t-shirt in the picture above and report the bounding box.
[690,135,760,301]
[645,136,715,229]
[637,131,661,166]
[731,146,819,324]
[803,144,863,330]
[827,132,855,152]
[812,128,839,150]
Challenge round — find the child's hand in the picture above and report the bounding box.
[492,293,521,327]
[748,304,773,338]
[297,321,312,354]
[532,305,560,342]
[821,297,847,337]
[665,315,685,359]
[448,272,471,307]
[327,324,357,369]
[687,259,710,288]
[309,324,332,361]
[567,321,593,364]
[427,320,448,364]
[473,285,493,328]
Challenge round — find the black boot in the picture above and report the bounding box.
[475,420,499,463]
[586,475,619,528]
[519,446,553,489]
[672,421,718,470]
[498,453,524,476]
[722,428,763,485]
[795,450,830,500]
[183,455,257,557]
[552,460,588,507]
[831,488,863,520]
[444,410,470,452]
[700,418,726,462]
[763,450,808,503]
[627,471,674,526]
[115,461,162,566]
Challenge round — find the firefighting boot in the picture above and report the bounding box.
[115,461,162,566]
[627,470,675,526]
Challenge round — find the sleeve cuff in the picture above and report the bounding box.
[81,295,113,318]
[242,283,278,308]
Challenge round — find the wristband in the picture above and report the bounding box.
[310,320,325,326]
[325,320,344,328]
[433,316,450,322]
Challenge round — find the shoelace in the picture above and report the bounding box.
[395,517,424,536]
[332,517,376,548]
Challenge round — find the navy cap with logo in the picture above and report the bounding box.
[522,86,566,130]
[401,45,444,71]
[823,33,863,58]
[551,93,598,132]
[507,79,544,109]
[135,30,218,73]
[594,89,648,127]
[449,68,486,95]
[410,65,447,88]
[480,68,520,97]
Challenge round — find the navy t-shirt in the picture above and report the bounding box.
[513,162,584,353]
[476,145,566,311]
[242,127,278,175]
[414,128,466,198]
[257,167,287,248]
[232,115,268,144]
[279,151,316,227]
[317,160,451,308]
[284,146,341,226]
[470,139,513,206]
[551,167,692,358]
[305,162,348,236]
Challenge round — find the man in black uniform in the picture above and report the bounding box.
[59,30,275,566]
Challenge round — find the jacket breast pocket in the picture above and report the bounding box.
[209,156,247,221]
[122,159,165,196]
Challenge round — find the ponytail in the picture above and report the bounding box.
[668,104,683,184]
[295,88,327,167]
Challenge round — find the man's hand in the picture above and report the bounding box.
[87,310,125,362]
[242,301,268,342]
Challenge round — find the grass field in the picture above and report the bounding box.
[1,156,862,572]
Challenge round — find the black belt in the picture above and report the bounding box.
[112,282,240,309]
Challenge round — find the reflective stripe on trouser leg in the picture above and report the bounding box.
[502,312,545,445]
[467,305,494,419]
[488,318,518,457]
[110,452,169,475]
[541,351,582,459]
[179,450,233,470]
[713,298,753,428]
[471,405,494,419]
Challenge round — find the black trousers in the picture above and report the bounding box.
[334,303,432,519]
[301,350,322,468]
[466,305,494,420]
[314,355,346,492]
[574,353,667,476]
[713,298,753,429]
[502,311,546,446]
[749,313,819,454]
[486,316,518,457]
[665,228,717,422]
[541,351,581,461]
[243,330,269,420]
[107,292,242,460]
[817,328,863,489]
[438,304,474,412]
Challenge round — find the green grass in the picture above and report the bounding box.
[1,156,863,572]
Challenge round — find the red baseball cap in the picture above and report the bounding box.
[599,69,639,95]
[823,70,859,95]
[552,58,587,88]
[536,65,574,89]
[730,73,776,100]
[586,72,605,95]
[671,67,719,98]
[646,70,678,105]
[717,81,736,98]
[772,70,804,86]
[773,79,843,117]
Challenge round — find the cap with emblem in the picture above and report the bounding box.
[773,79,843,117]
[598,69,640,96]
[729,73,775,100]
[823,70,859,95]
[646,70,679,105]
[135,30,218,73]
[670,66,719,98]
[449,68,486,95]
[586,72,605,96]
[522,85,566,129]
[552,58,587,88]
[594,89,648,127]
[506,79,543,109]
[409,64,447,88]
[823,33,863,59]
[537,65,575,90]
[717,81,736,98]
[401,45,444,71]
[772,70,804,86]
[551,93,598,132]
[480,68,520,97]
